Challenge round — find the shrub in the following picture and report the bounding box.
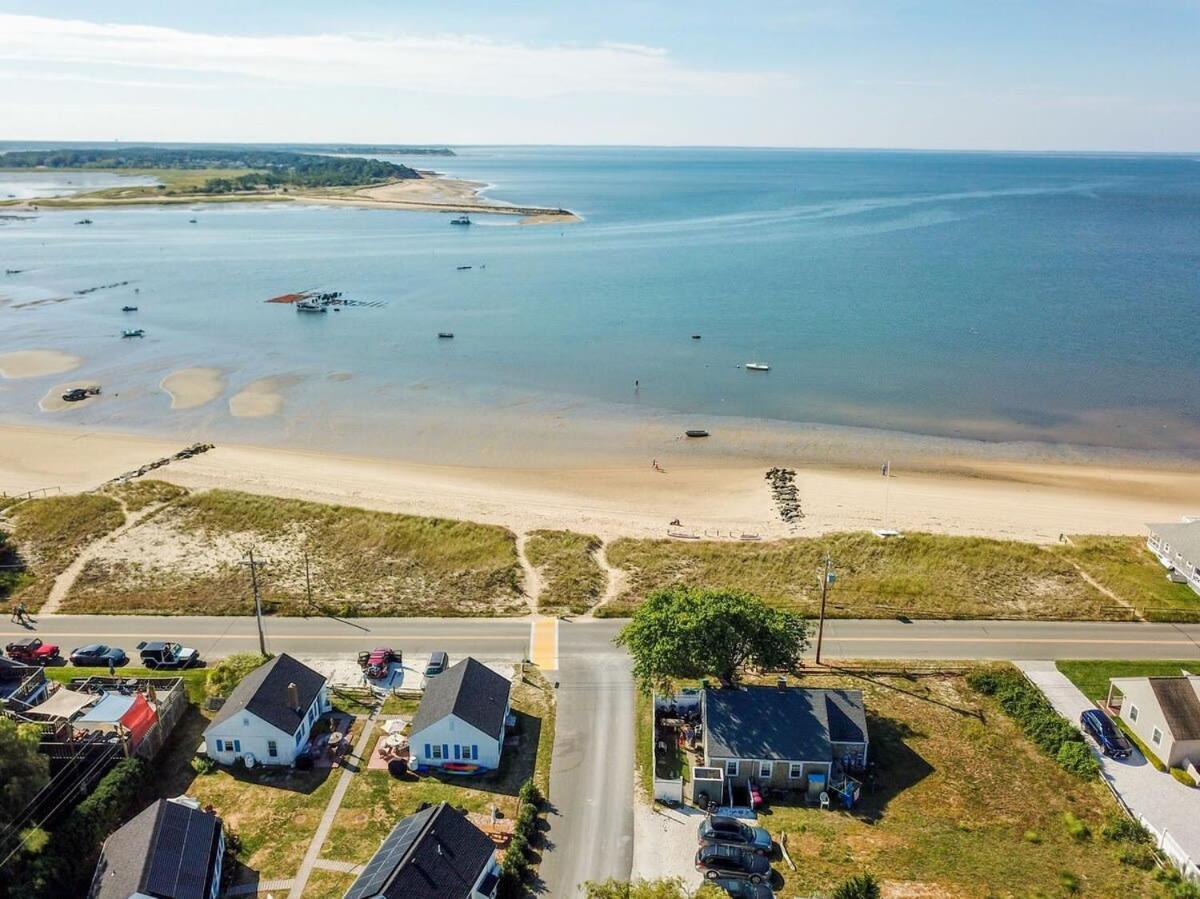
[1063,812,1090,841]
[1057,742,1100,779]
[1059,871,1081,894]
[1024,830,1042,843]
[206,652,271,699]
[1170,767,1197,787]
[518,778,543,808]
[831,873,881,899]
[1102,815,1151,844]
[190,755,217,776]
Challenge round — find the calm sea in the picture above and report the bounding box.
[2,147,1199,463]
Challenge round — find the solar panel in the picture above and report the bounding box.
[143,802,218,899]
[344,808,432,899]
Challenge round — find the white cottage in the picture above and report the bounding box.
[409,657,511,773]
[1146,519,1200,596]
[1108,674,1200,770]
[202,653,330,767]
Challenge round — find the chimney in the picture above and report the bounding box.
[288,682,300,711]
[777,676,787,690]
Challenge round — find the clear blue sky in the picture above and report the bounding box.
[1,1,1197,150]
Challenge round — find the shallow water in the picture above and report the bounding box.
[1,148,1198,464]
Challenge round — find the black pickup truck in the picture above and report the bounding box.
[136,641,200,670]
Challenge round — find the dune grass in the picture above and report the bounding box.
[1060,536,1200,621]
[601,531,1120,620]
[525,529,604,616]
[64,488,525,617]
[3,493,124,610]
[102,478,189,512]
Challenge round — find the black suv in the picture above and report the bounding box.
[695,844,771,883]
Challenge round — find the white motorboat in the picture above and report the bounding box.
[745,362,770,371]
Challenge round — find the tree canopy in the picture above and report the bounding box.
[615,586,809,692]
[0,718,50,834]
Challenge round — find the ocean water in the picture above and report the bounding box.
[2,148,1199,464]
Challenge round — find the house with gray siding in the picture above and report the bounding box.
[1108,674,1200,770]
[700,684,868,792]
[1146,519,1200,596]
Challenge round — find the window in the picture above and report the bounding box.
[789,763,804,779]
[1152,727,1163,746]
[267,740,278,758]
[724,759,738,776]
[1129,705,1139,722]
[432,744,444,759]
[461,745,474,759]
[759,761,772,778]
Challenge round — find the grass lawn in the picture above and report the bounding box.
[603,531,1154,621]
[1061,536,1200,621]
[4,492,124,610]
[524,529,604,616]
[302,869,357,897]
[656,669,1164,896]
[318,664,555,865]
[1055,659,1200,701]
[62,487,526,617]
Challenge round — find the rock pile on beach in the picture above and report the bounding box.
[107,442,215,485]
[766,467,803,523]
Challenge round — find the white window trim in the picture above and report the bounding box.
[788,762,804,779]
[1152,727,1163,746]
[759,761,771,778]
[724,759,738,776]
[1129,705,1139,722]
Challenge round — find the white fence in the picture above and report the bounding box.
[653,777,683,804]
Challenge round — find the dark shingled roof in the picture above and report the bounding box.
[703,686,868,762]
[88,800,222,899]
[203,653,325,737]
[343,802,496,899]
[411,657,510,739]
[1150,677,1200,741]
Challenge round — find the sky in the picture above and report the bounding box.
[0,1,1197,151]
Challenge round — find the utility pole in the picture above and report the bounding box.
[303,549,313,611]
[814,555,835,666]
[240,549,268,656]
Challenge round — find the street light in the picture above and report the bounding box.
[814,555,836,666]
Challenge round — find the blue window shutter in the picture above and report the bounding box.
[472,745,478,760]
[424,743,431,758]
[442,744,449,760]
[454,744,460,760]
[215,739,223,753]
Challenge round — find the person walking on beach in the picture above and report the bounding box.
[9,603,18,623]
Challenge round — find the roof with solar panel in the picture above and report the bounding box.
[343,801,497,899]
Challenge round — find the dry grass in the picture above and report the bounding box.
[525,529,604,616]
[62,488,525,617]
[1060,536,1200,621]
[4,493,124,610]
[602,531,1120,620]
[102,478,189,511]
[662,668,1164,896]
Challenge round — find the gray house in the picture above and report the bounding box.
[1146,519,1200,596]
[701,685,868,791]
[1108,674,1200,770]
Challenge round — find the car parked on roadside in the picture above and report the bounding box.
[698,815,773,856]
[1080,708,1133,759]
[136,640,200,670]
[365,647,399,679]
[69,644,128,667]
[5,637,60,665]
[709,876,775,898]
[424,651,449,678]
[695,844,771,883]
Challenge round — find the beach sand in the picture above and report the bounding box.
[38,381,103,412]
[1,423,1197,543]
[0,349,82,379]
[228,376,297,418]
[161,367,225,410]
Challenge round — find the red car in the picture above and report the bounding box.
[365,647,399,679]
[5,637,61,665]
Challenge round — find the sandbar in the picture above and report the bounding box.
[0,349,83,379]
[161,368,226,410]
[229,376,297,418]
[38,381,102,412]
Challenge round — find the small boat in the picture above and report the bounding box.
[437,332,454,339]
[121,305,138,312]
[121,328,144,338]
[685,429,710,438]
[745,362,770,371]
[295,299,327,313]
[450,215,471,226]
[691,335,702,340]
[62,386,100,402]
[188,219,198,224]
[5,269,23,275]
[75,218,93,225]
[456,265,472,270]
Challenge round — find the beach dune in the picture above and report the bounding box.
[0,349,82,379]
[161,367,225,410]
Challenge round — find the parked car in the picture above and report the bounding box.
[69,644,129,667]
[698,815,773,856]
[695,844,771,883]
[424,651,449,678]
[709,876,775,899]
[366,647,399,679]
[136,640,200,670]
[5,637,60,665]
[1080,708,1133,759]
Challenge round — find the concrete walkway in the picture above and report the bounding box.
[288,713,379,898]
[225,878,294,896]
[1017,661,1200,877]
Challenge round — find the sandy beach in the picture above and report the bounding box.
[161,367,225,410]
[1,423,1197,543]
[0,349,82,379]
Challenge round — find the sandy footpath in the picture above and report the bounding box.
[1,423,1198,542]
[0,349,82,379]
[161,367,225,410]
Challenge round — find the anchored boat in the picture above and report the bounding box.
[450,215,471,226]
[685,429,710,438]
[121,305,138,312]
[295,299,327,313]
[745,362,770,371]
[121,328,144,338]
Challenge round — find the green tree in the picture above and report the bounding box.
[832,872,881,899]
[205,652,271,698]
[583,878,725,899]
[0,718,50,832]
[616,586,809,692]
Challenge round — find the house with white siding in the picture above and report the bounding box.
[1108,674,1200,770]
[1146,518,1200,596]
[202,654,329,767]
[409,658,511,773]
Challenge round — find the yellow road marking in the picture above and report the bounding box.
[530,617,559,670]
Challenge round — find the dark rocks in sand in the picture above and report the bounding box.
[765,467,803,523]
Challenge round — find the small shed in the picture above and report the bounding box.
[692,766,724,807]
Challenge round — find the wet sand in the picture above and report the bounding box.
[161,368,225,410]
[228,376,298,418]
[0,349,82,379]
[38,381,102,412]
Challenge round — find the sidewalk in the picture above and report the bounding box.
[1017,661,1200,879]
